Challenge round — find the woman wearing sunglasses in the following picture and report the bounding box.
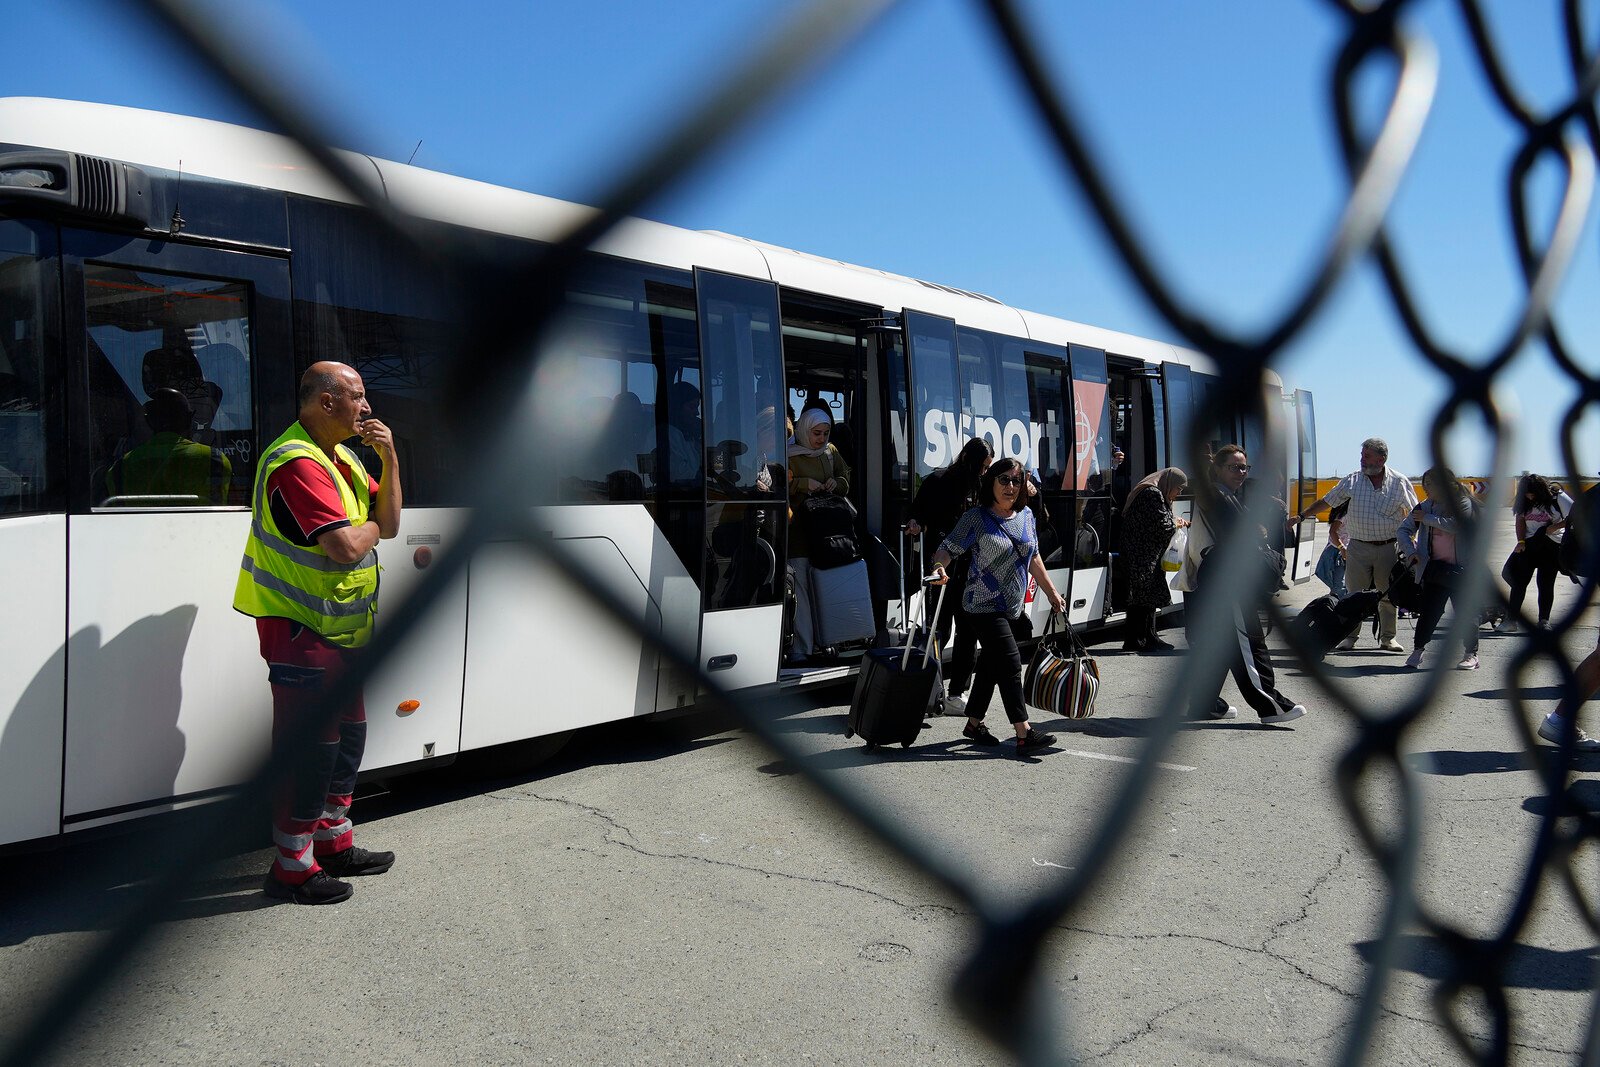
[931,457,1067,754]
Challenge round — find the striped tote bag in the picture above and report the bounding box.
[1024,612,1100,719]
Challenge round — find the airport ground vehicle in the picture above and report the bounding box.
[0,98,1318,847]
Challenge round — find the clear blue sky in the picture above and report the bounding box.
[9,0,1598,478]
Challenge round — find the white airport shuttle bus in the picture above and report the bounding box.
[0,99,1318,847]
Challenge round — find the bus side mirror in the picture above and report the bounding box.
[0,150,154,230]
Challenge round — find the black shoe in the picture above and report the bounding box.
[962,721,1001,746]
[262,869,353,905]
[1144,637,1175,651]
[318,845,395,878]
[1017,728,1055,752]
[1121,639,1146,652]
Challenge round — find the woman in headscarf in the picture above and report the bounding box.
[785,406,853,662]
[1119,467,1188,652]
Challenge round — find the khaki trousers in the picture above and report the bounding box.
[1345,538,1398,642]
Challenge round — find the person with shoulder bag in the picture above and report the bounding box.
[930,458,1066,755]
[1502,473,1573,631]
[905,437,993,712]
[1119,466,1189,652]
[786,407,865,661]
[1398,466,1480,670]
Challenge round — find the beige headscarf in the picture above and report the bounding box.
[1124,466,1187,516]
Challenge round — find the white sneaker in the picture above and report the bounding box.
[1404,649,1424,669]
[1457,654,1479,670]
[1497,619,1519,633]
[1336,636,1358,651]
[942,693,967,717]
[1260,704,1306,725]
[1537,714,1600,751]
[1377,637,1405,654]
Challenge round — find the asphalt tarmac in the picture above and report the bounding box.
[2,513,1596,1065]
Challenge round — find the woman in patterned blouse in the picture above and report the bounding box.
[931,457,1067,755]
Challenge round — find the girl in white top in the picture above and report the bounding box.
[1505,474,1573,629]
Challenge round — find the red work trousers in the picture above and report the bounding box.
[257,618,367,885]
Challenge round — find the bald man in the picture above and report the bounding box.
[234,362,403,905]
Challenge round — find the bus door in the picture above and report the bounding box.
[901,311,960,626]
[1104,358,1165,617]
[1067,344,1112,624]
[1018,341,1075,628]
[694,269,787,689]
[58,229,294,831]
[0,219,65,846]
[1287,388,1318,583]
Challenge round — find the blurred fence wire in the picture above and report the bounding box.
[6,0,1600,1064]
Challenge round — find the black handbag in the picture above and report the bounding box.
[798,492,861,568]
[1385,559,1425,612]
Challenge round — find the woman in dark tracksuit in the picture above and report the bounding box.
[931,457,1066,754]
[1177,445,1306,725]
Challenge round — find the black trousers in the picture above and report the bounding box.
[1186,587,1298,720]
[1415,562,1479,655]
[1126,606,1159,645]
[1506,534,1560,622]
[966,611,1031,725]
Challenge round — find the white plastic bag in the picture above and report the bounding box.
[1160,526,1188,573]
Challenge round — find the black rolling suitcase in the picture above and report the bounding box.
[846,577,947,750]
[1289,588,1383,660]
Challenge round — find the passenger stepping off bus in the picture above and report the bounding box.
[235,362,403,906]
[786,407,869,661]
[906,437,993,713]
[930,457,1066,755]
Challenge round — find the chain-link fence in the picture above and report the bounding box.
[4,0,1600,1064]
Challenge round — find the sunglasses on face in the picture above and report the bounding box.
[1227,464,1250,473]
[996,475,1023,487]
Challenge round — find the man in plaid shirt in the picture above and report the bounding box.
[1294,437,1417,652]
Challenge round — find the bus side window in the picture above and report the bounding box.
[0,236,54,516]
[84,265,251,509]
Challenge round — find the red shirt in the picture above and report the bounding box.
[266,455,380,548]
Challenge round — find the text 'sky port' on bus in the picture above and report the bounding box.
[0,99,1318,848]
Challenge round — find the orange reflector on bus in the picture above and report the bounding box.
[397,700,421,715]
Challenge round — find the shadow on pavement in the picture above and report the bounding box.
[1405,750,1535,776]
[1355,934,1600,992]
[1463,685,1565,702]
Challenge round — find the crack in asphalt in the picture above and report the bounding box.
[494,788,1580,1058]
[1080,992,1212,1063]
[489,787,962,920]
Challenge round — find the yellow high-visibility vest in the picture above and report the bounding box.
[233,422,379,648]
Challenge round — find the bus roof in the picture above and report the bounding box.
[1,96,1254,379]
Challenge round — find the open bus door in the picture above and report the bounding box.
[693,269,787,690]
[1287,388,1318,583]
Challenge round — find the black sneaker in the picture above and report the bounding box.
[318,846,395,878]
[962,721,1002,746]
[1017,728,1055,752]
[262,870,353,905]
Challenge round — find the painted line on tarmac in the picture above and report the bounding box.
[1058,748,1195,772]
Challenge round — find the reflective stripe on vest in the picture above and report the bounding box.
[233,423,379,648]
